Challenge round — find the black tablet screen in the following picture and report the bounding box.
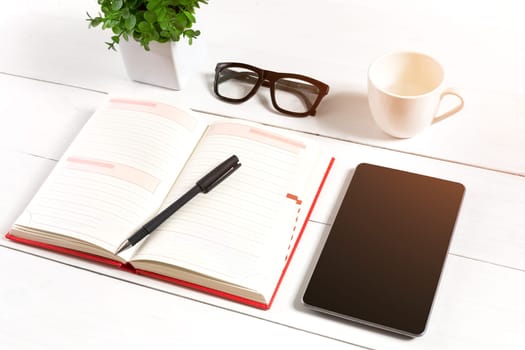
[303,163,465,336]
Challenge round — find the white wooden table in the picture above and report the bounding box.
[1,1,524,349]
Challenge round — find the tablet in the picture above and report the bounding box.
[302,163,465,337]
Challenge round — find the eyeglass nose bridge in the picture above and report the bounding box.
[261,78,272,88]
[259,69,280,89]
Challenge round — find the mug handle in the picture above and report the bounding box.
[433,88,464,124]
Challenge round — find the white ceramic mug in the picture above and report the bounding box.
[367,51,464,138]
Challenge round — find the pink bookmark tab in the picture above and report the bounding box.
[66,157,160,193]
[108,98,197,131]
[207,123,306,153]
[67,157,114,169]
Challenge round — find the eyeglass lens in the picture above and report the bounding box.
[216,66,259,100]
[216,65,322,115]
[274,78,320,114]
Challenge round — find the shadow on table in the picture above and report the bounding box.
[315,91,392,142]
[198,74,392,142]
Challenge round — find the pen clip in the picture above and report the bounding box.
[197,155,241,193]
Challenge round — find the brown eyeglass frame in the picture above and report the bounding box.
[214,62,330,117]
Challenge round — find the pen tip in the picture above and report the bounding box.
[116,240,131,255]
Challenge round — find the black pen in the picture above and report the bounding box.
[116,155,241,254]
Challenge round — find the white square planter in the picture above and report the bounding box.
[119,38,206,90]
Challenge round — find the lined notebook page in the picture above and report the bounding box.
[132,122,322,294]
[14,98,207,252]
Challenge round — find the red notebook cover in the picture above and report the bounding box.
[5,157,334,309]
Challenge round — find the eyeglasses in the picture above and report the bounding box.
[213,62,330,117]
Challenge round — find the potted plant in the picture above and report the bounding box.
[87,0,208,90]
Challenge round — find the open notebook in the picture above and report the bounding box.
[7,97,334,309]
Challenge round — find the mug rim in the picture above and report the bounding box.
[368,51,445,99]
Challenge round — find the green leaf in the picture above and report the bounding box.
[112,25,123,34]
[171,32,181,42]
[158,19,169,31]
[146,0,162,11]
[138,21,152,32]
[184,29,200,38]
[111,0,123,11]
[151,30,160,41]
[173,12,187,30]
[120,7,130,19]
[105,41,117,51]
[125,15,136,30]
[183,10,195,24]
[88,17,103,27]
[157,7,167,19]
[144,11,157,23]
